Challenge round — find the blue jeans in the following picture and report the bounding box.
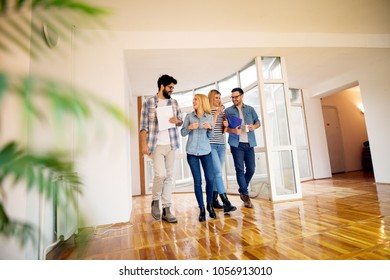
[187,153,214,208]
[210,144,226,194]
[230,142,255,195]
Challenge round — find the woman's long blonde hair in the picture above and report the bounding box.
[194,93,211,114]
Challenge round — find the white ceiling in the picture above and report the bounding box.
[123,47,390,95]
[87,0,390,34]
[83,0,390,96]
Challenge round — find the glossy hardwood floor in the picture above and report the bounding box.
[48,171,390,260]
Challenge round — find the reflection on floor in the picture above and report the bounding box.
[48,171,390,260]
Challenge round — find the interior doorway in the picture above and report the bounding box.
[322,106,345,173]
[321,86,369,174]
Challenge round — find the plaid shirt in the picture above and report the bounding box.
[139,95,182,153]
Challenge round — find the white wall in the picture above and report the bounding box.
[129,95,141,196]
[304,53,390,183]
[27,16,76,260]
[73,29,132,227]
[30,26,133,230]
[302,95,332,179]
[358,57,390,183]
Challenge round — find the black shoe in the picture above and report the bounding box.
[212,191,224,209]
[199,207,206,222]
[219,193,237,213]
[206,204,216,219]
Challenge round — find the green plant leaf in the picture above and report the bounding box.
[0,73,8,103]
[0,203,36,247]
[0,0,127,253]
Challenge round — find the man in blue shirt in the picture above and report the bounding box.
[225,87,261,208]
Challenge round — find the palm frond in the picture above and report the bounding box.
[0,203,35,246]
[0,73,7,103]
[1,73,132,130]
[0,142,81,202]
[0,0,110,58]
[32,0,109,15]
[0,0,7,12]
[0,141,82,246]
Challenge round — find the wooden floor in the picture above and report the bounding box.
[48,171,390,260]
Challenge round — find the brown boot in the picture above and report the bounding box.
[243,194,253,208]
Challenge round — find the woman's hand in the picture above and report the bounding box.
[202,122,212,129]
[222,120,228,133]
[189,122,199,130]
[215,106,223,116]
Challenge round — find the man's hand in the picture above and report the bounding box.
[233,126,241,135]
[141,144,151,156]
[169,116,179,125]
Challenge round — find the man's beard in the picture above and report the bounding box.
[163,89,171,99]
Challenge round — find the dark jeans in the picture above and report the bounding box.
[230,142,255,195]
[187,153,214,208]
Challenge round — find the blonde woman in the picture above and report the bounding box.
[208,90,236,213]
[181,94,216,222]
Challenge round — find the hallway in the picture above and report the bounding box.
[48,171,390,260]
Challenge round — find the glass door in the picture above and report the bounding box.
[257,56,302,201]
[289,88,313,181]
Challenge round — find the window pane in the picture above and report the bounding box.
[289,88,302,105]
[173,90,193,108]
[180,112,189,153]
[262,57,282,79]
[297,148,312,178]
[264,84,291,146]
[195,83,216,95]
[239,62,257,89]
[244,86,264,148]
[145,159,153,194]
[218,74,238,97]
[174,157,193,192]
[272,150,297,195]
[291,106,307,146]
[225,151,268,195]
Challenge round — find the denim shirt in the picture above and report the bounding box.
[181,112,214,156]
[224,104,260,148]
